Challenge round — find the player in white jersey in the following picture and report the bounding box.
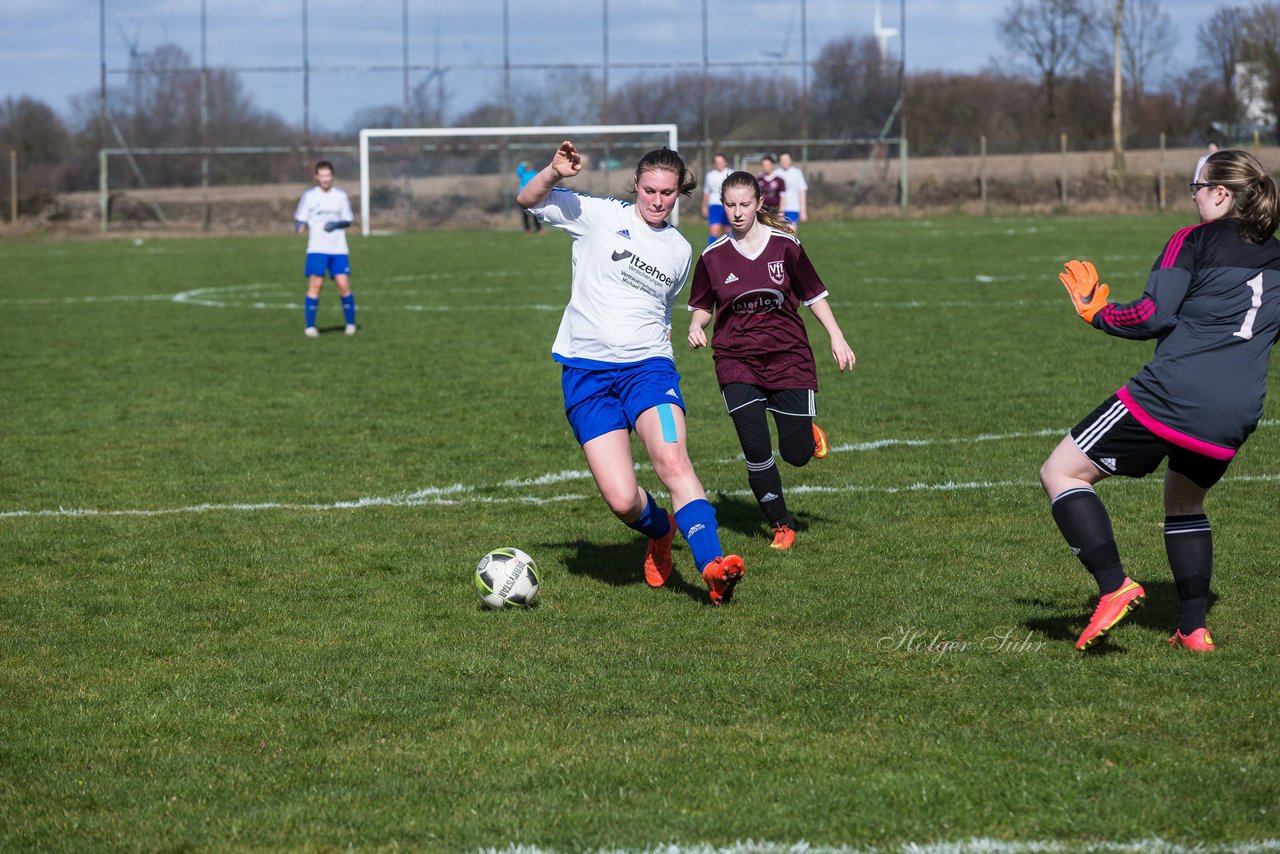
[701,153,732,246]
[777,151,808,231]
[518,140,745,605]
[294,160,357,337]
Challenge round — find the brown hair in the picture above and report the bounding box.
[631,148,697,197]
[313,160,335,175]
[720,170,793,233]
[1201,149,1280,244]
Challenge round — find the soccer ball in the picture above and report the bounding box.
[474,547,540,609]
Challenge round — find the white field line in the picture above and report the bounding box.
[5,423,1278,521]
[471,837,1280,854]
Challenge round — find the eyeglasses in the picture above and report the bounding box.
[1189,182,1215,198]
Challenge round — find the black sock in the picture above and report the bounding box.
[747,458,792,527]
[1050,487,1125,594]
[1165,514,1212,633]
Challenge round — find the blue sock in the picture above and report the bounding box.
[304,296,319,328]
[341,292,356,325]
[675,499,723,573]
[624,490,672,540]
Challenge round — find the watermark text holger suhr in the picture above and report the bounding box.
[877,626,1048,655]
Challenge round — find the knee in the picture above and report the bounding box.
[778,432,814,468]
[650,446,696,486]
[600,486,641,521]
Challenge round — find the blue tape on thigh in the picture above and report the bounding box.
[657,403,678,443]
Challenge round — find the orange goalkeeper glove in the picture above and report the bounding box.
[1058,259,1111,323]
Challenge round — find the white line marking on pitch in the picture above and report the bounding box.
[4,423,1277,521]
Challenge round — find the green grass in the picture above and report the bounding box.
[2,215,1279,851]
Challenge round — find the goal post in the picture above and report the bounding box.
[357,124,679,236]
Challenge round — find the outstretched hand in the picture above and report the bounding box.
[1058,259,1110,323]
[549,140,583,179]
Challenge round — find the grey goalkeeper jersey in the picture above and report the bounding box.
[1092,219,1280,456]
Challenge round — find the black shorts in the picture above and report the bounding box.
[721,383,815,418]
[1070,394,1231,489]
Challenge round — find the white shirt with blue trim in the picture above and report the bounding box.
[530,188,692,367]
[294,186,353,255]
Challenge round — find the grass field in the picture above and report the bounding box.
[3,214,1279,852]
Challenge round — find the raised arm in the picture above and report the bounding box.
[516,140,583,209]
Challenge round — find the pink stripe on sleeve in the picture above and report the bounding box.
[1159,224,1202,269]
[1116,387,1236,460]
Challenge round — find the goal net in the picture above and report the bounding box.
[357,124,679,235]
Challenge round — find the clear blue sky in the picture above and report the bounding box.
[2,0,1221,132]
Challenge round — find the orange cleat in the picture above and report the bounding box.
[643,511,676,588]
[1075,577,1146,650]
[703,554,745,605]
[770,524,796,550]
[812,423,830,459]
[1168,627,1215,652]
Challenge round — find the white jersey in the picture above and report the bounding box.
[703,167,732,203]
[294,186,354,255]
[777,165,808,212]
[529,188,692,367]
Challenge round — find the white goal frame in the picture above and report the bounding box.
[357,124,680,236]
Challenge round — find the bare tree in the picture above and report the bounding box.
[1242,1,1280,133]
[997,0,1096,129]
[1197,5,1249,137]
[1120,0,1177,99]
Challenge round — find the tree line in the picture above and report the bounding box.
[2,0,1277,217]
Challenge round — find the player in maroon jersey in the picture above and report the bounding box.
[687,171,856,549]
[756,156,786,212]
[1042,148,1280,652]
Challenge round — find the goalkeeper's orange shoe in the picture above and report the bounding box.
[1168,627,1215,652]
[770,524,796,550]
[643,511,676,588]
[1075,578,1146,651]
[703,555,744,606]
[812,423,830,459]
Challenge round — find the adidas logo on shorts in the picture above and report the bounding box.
[1100,457,1117,471]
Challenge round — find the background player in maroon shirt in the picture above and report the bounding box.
[687,171,856,550]
[756,156,785,212]
[1042,148,1280,653]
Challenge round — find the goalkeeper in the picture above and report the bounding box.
[1039,149,1280,653]
[294,160,357,337]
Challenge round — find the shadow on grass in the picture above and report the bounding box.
[1017,579,1218,654]
[708,492,839,541]
[555,537,711,605]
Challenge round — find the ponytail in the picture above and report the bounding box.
[1202,149,1280,244]
[632,148,698,197]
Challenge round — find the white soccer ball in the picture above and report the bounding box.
[474,547,540,609]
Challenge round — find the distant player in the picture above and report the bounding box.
[294,160,356,337]
[777,151,808,231]
[756,155,785,213]
[1042,148,1280,652]
[688,171,855,550]
[517,140,745,606]
[701,153,731,246]
[515,161,543,234]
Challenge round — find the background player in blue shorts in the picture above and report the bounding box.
[517,140,745,605]
[295,160,356,337]
[701,153,731,246]
[1041,148,1280,652]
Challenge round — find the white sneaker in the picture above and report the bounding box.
[344,324,357,336]
[304,327,319,338]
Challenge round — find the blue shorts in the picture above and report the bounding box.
[707,204,729,227]
[784,210,800,223]
[305,253,351,278]
[561,359,686,445]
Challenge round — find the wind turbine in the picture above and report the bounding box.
[761,2,798,61]
[874,0,899,61]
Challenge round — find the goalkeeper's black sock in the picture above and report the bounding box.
[1050,487,1125,595]
[1164,514,1212,633]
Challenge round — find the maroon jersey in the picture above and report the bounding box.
[757,173,786,209]
[689,228,830,390]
